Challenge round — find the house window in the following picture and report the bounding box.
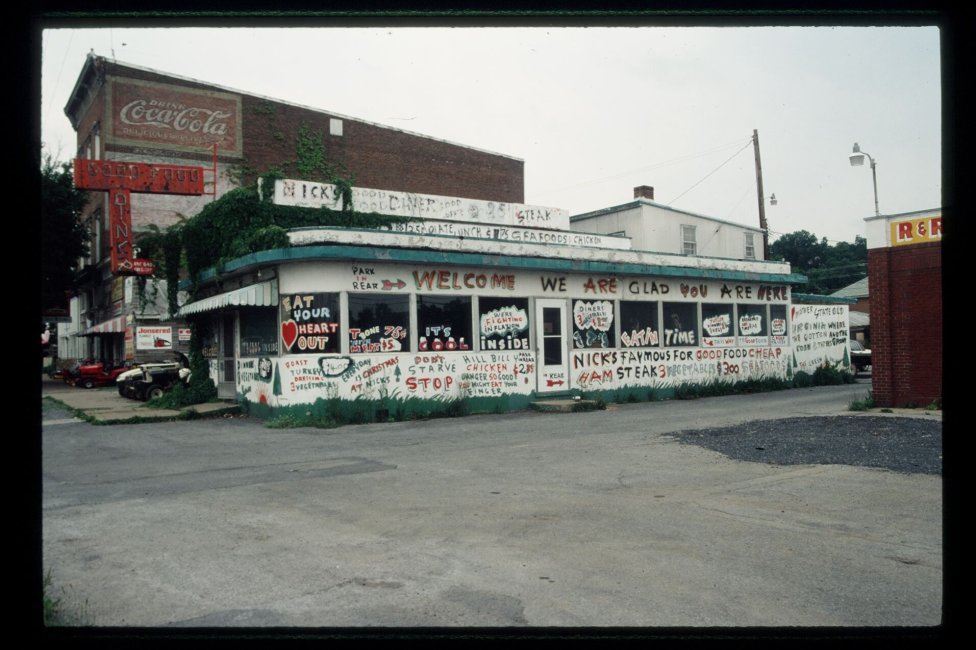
[681,225,697,255]
[91,209,105,264]
[744,232,756,259]
[348,293,410,353]
[418,295,472,352]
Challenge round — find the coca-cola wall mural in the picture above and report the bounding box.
[108,78,242,156]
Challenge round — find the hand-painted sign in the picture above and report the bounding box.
[738,314,763,336]
[74,159,205,195]
[890,215,942,247]
[280,294,339,353]
[274,178,570,230]
[110,78,242,155]
[74,158,205,275]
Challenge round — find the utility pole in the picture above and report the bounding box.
[752,129,769,260]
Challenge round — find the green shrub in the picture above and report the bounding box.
[849,392,875,411]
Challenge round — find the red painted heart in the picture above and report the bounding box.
[281,320,298,350]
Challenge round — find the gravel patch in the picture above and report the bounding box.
[667,415,942,475]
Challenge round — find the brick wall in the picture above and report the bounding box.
[868,241,942,407]
[89,58,525,203]
[239,96,524,202]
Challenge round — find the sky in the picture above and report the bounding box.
[39,21,943,246]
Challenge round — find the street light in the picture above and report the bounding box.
[849,142,880,216]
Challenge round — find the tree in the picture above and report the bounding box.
[769,230,828,271]
[41,155,90,315]
[769,230,867,295]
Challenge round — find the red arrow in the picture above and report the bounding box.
[546,379,565,387]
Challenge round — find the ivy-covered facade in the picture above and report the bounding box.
[59,53,524,367]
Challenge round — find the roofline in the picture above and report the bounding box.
[863,207,942,222]
[570,198,766,234]
[183,243,808,290]
[70,54,524,164]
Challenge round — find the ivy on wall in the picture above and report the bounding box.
[135,172,415,302]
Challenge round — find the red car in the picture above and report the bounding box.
[63,360,133,389]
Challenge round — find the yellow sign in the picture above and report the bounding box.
[890,215,942,247]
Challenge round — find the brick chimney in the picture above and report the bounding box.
[634,185,655,200]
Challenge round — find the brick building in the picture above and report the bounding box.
[59,53,524,365]
[864,208,942,407]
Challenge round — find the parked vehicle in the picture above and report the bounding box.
[117,352,191,401]
[850,340,872,373]
[63,360,133,389]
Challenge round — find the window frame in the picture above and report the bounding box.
[681,224,697,256]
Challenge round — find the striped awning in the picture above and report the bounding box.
[178,281,278,316]
[82,315,128,336]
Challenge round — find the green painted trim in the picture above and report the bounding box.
[187,243,807,288]
[792,293,858,304]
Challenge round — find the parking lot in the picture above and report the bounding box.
[41,380,942,634]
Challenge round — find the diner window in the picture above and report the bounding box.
[418,295,472,352]
[572,299,615,349]
[681,225,697,256]
[662,302,698,346]
[737,304,768,338]
[478,297,530,351]
[701,303,735,346]
[770,304,789,341]
[348,293,410,353]
[239,308,279,357]
[280,292,340,354]
[619,301,659,348]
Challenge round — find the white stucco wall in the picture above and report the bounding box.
[571,201,764,260]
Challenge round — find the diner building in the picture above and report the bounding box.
[172,178,855,419]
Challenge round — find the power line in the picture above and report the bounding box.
[534,139,749,196]
[666,139,753,207]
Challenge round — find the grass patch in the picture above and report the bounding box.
[146,381,219,410]
[265,412,340,430]
[849,392,875,411]
[43,570,92,626]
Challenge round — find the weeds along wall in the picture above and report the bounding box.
[219,261,851,420]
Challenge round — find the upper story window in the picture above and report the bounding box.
[78,122,101,160]
[744,232,756,259]
[91,209,103,264]
[78,135,92,161]
[681,225,697,256]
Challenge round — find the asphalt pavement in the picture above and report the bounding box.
[40,376,944,639]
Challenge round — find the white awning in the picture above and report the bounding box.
[82,315,128,336]
[178,281,278,316]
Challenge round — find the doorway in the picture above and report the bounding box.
[535,299,569,393]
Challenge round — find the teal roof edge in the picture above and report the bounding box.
[792,293,857,304]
